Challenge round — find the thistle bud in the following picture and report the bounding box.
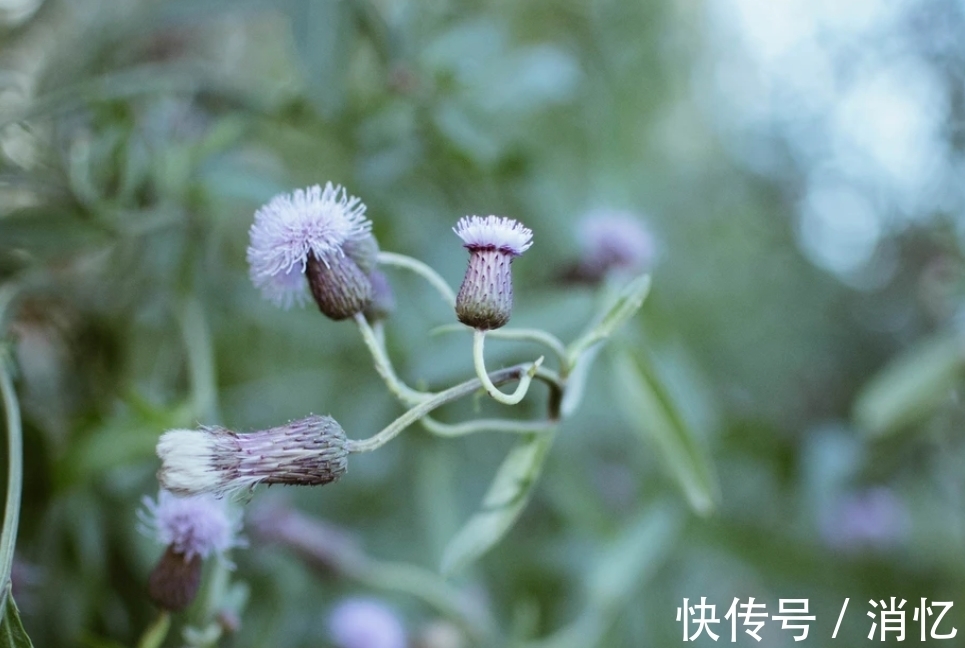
[247,182,374,318]
[156,415,349,496]
[453,216,533,330]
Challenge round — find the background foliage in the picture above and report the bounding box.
[2,0,965,646]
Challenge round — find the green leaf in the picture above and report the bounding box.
[0,590,34,648]
[566,274,651,366]
[441,431,556,575]
[612,348,720,515]
[587,503,681,608]
[853,331,965,437]
[0,353,23,622]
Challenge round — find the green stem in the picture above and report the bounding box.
[377,251,456,307]
[473,330,542,405]
[177,297,219,423]
[354,313,430,405]
[0,351,23,619]
[430,323,569,372]
[135,610,171,648]
[345,364,534,453]
[421,415,555,437]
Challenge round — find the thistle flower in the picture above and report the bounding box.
[247,183,374,318]
[156,415,349,496]
[568,210,655,282]
[138,490,243,611]
[329,598,407,648]
[453,216,533,330]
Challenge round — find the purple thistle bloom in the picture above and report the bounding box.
[453,216,533,330]
[139,490,243,560]
[156,415,349,496]
[247,183,372,309]
[328,598,407,648]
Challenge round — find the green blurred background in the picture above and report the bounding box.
[3,0,965,646]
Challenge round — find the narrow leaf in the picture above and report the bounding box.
[612,349,719,515]
[0,590,34,648]
[441,431,555,575]
[853,332,965,437]
[567,274,651,365]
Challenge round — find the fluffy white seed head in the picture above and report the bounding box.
[155,429,225,494]
[453,216,533,256]
[247,183,372,308]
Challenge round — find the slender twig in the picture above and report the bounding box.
[354,313,430,405]
[377,251,456,307]
[473,330,542,405]
[346,364,535,453]
[421,415,556,437]
[0,350,23,619]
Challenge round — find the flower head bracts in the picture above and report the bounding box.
[156,415,349,496]
[454,216,533,256]
[247,183,372,308]
[139,490,243,560]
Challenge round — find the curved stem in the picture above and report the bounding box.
[0,350,23,618]
[377,251,456,307]
[430,323,568,371]
[489,327,568,371]
[421,415,555,437]
[346,364,533,453]
[473,330,542,405]
[354,313,430,405]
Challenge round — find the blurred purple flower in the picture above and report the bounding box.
[567,210,655,282]
[328,597,407,648]
[821,487,908,553]
[139,490,243,560]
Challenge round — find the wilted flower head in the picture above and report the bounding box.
[329,598,407,648]
[247,183,374,318]
[139,491,243,611]
[156,415,349,496]
[570,210,654,282]
[453,216,533,330]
